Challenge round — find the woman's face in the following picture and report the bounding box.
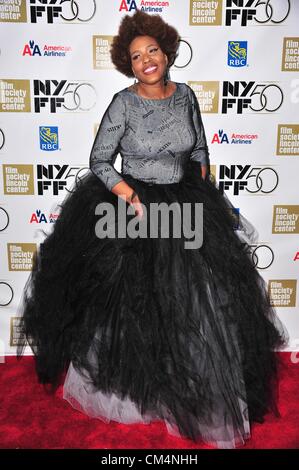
[129,35,168,84]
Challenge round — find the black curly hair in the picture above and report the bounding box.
[110,9,180,78]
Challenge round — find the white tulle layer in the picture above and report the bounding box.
[63,361,251,449]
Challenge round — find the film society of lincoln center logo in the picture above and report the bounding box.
[10,317,32,348]
[93,35,114,69]
[3,165,34,194]
[277,125,299,156]
[0,80,31,112]
[7,243,37,271]
[268,280,297,308]
[10,317,37,348]
[281,37,299,72]
[272,206,299,234]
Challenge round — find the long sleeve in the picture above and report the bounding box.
[187,86,210,166]
[89,92,126,191]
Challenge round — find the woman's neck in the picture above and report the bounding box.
[134,80,170,99]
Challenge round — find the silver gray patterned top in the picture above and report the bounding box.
[89,81,210,191]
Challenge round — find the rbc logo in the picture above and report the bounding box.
[39,126,59,151]
[227,41,248,67]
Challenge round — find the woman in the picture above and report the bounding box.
[17,10,288,448]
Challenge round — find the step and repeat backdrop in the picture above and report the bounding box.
[0,0,298,357]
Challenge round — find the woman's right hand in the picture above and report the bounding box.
[111,181,144,221]
[128,190,144,221]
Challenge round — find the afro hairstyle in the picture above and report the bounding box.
[110,9,180,78]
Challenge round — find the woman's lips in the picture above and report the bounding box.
[143,65,158,75]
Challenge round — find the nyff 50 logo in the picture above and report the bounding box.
[221,81,283,114]
[29,0,96,23]
[225,0,291,26]
[33,80,97,112]
[218,165,279,195]
[37,165,89,195]
[30,0,62,23]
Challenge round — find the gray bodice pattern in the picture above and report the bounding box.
[89,82,210,191]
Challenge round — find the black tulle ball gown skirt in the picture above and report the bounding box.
[16,160,288,449]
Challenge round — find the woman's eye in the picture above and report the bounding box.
[132,48,158,61]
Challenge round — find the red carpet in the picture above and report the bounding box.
[0,353,298,449]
